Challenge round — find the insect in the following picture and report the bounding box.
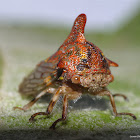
[14,13,136,129]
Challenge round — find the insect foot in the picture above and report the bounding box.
[13,106,27,111]
[116,113,136,120]
[29,112,49,122]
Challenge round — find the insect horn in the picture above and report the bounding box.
[63,14,87,44]
[106,58,119,67]
[71,13,87,35]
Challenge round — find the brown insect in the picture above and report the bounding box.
[14,13,136,129]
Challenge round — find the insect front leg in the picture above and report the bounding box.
[99,90,136,120]
[29,86,62,122]
[50,95,68,130]
[13,87,56,111]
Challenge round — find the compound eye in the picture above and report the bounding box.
[71,75,80,84]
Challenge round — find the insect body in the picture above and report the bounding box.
[14,14,136,129]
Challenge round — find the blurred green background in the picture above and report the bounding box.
[0,1,140,140]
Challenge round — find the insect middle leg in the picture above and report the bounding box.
[29,86,62,122]
[99,90,136,120]
[50,95,68,130]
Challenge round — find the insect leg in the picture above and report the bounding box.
[113,93,128,101]
[99,90,136,120]
[50,95,68,130]
[13,87,56,111]
[29,86,62,122]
